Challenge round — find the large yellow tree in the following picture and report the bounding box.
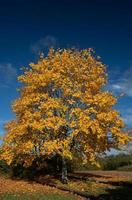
[0,48,129,183]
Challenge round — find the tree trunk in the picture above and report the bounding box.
[61,156,68,184]
[56,156,60,172]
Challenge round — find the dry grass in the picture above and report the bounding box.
[0,175,84,200]
[37,171,132,200]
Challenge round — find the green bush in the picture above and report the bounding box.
[70,154,132,171]
[101,154,132,170]
[0,160,10,174]
[118,165,132,171]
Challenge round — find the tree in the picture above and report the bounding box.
[0,48,130,183]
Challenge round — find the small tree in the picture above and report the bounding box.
[0,48,130,183]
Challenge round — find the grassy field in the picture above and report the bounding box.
[0,171,83,200]
[0,170,132,200]
[37,171,132,200]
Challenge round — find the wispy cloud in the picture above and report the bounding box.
[0,63,17,88]
[124,115,132,126]
[108,67,132,97]
[118,108,132,128]
[0,119,7,136]
[107,66,132,128]
[31,35,58,54]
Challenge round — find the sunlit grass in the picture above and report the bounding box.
[0,192,77,200]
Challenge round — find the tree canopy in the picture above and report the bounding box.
[0,48,129,168]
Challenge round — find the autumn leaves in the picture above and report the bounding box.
[0,48,129,171]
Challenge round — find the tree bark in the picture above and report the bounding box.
[61,156,68,184]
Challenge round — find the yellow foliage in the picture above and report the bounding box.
[0,48,129,167]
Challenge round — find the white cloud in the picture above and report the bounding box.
[112,85,122,90]
[123,114,132,126]
[0,63,17,87]
[118,107,132,127]
[31,35,58,54]
[0,119,7,136]
[109,66,132,97]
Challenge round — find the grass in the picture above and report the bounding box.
[37,171,132,199]
[1,170,132,200]
[0,171,83,200]
[0,192,77,200]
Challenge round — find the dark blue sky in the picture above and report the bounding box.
[0,0,132,135]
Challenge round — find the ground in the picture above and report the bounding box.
[0,173,84,200]
[0,171,132,200]
[37,171,132,200]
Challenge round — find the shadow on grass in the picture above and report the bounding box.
[34,174,132,200]
[99,180,132,187]
[97,186,132,200]
[10,171,132,200]
[71,172,112,179]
